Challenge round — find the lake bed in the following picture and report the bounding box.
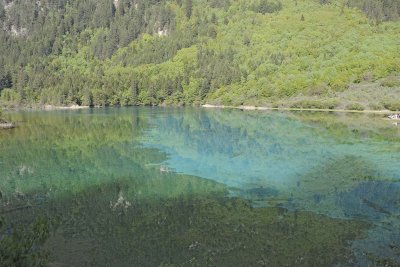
[0,107,399,266]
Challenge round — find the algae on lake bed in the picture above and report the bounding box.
[0,107,399,266]
[2,184,370,267]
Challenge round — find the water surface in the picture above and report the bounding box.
[0,107,399,266]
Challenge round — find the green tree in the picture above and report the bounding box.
[0,3,5,21]
[0,70,13,91]
[185,0,193,19]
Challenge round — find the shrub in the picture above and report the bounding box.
[368,103,383,111]
[290,100,338,110]
[383,101,400,111]
[362,71,374,82]
[253,0,283,14]
[381,76,400,87]
[307,84,329,97]
[271,102,281,108]
[1,88,21,103]
[324,100,338,110]
[346,103,365,111]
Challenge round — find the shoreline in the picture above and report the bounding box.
[43,105,90,110]
[201,104,396,114]
[1,104,91,111]
[1,103,398,115]
[0,122,16,129]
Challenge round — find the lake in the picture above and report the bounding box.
[0,107,399,266]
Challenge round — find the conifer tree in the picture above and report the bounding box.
[185,0,193,19]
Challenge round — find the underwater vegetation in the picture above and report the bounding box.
[0,107,399,266]
[1,183,370,267]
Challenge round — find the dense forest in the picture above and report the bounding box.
[0,0,399,108]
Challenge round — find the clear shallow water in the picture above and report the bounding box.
[0,107,399,266]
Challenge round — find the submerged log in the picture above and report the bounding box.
[0,205,32,214]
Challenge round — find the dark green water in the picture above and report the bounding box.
[0,107,399,266]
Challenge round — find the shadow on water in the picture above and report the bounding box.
[1,107,399,266]
[284,154,400,266]
[1,178,370,267]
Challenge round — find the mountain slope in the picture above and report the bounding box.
[0,0,399,109]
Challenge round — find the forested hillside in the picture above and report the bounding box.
[0,0,399,109]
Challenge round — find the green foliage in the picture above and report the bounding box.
[368,102,384,110]
[346,102,365,111]
[0,68,12,91]
[383,100,400,111]
[252,0,283,14]
[0,3,5,21]
[0,0,399,108]
[347,0,400,22]
[291,100,338,109]
[0,217,53,267]
[381,75,400,87]
[185,0,193,19]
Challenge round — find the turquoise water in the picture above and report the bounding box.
[0,107,399,266]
